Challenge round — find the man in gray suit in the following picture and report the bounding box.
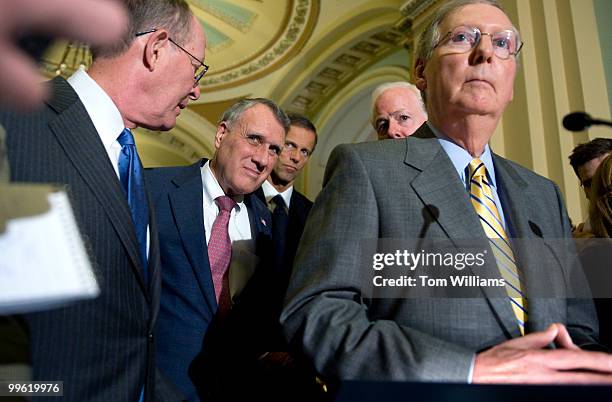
[281,0,612,384]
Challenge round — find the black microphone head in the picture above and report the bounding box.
[563,112,592,132]
[424,205,440,220]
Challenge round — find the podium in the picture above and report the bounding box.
[333,381,612,402]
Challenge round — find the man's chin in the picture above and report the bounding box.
[139,118,177,132]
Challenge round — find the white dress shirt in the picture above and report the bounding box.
[67,67,150,257]
[67,68,124,179]
[201,161,257,300]
[428,122,508,231]
[261,179,293,212]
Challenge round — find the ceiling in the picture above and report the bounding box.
[41,0,435,198]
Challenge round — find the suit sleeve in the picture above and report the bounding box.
[280,144,474,382]
[153,367,186,402]
[552,183,601,349]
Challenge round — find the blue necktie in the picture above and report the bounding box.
[117,128,149,283]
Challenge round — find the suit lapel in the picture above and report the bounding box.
[493,156,561,334]
[245,193,272,247]
[46,77,148,295]
[287,192,302,258]
[406,126,482,241]
[253,187,266,204]
[288,192,306,230]
[405,126,518,336]
[168,160,217,314]
[146,190,162,328]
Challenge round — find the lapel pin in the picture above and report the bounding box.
[261,218,267,227]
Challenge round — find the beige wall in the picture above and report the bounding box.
[409,0,611,224]
[499,0,611,224]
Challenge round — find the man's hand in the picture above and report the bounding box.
[0,0,127,109]
[473,323,612,383]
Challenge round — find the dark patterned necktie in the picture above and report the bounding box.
[117,128,149,282]
[272,194,289,271]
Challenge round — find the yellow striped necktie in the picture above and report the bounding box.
[468,158,527,335]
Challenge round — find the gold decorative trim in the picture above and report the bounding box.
[201,0,319,90]
[286,28,406,117]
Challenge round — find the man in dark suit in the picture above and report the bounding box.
[281,0,612,385]
[146,98,289,401]
[0,1,206,400]
[253,114,322,401]
[256,113,317,284]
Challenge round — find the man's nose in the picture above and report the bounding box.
[290,148,301,163]
[388,120,405,139]
[189,83,201,101]
[252,145,270,169]
[471,34,494,64]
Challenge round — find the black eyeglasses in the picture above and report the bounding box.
[135,28,209,87]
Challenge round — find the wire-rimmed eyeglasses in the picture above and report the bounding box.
[135,28,209,87]
[434,25,524,60]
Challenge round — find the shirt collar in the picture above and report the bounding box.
[262,179,293,208]
[427,121,497,188]
[67,68,125,145]
[201,161,244,211]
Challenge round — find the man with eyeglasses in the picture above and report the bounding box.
[0,0,206,400]
[281,0,612,386]
[371,82,427,140]
[569,138,612,238]
[146,98,289,401]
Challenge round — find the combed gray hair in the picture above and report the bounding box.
[219,98,291,133]
[414,0,508,66]
[413,0,516,106]
[370,81,426,127]
[91,0,193,60]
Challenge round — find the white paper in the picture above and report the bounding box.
[0,191,99,314]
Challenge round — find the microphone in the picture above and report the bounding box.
[418,205,440,238]
[415,205,440,253]
[562,111,612,132]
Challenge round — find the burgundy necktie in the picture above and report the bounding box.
[208,195,236,316]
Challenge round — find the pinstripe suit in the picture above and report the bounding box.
[0,77,177,401]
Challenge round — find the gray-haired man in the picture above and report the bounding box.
[282,0,612,385]
[371,81,427,140]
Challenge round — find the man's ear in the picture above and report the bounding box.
[143,29,170,71]
[214,122,228,150]
[414,59,427,91]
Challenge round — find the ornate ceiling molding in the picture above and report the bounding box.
[136,109,216,166]
[280,0,437,118]
[399,0,439,21]
[284,24,406,117]
[199,0,319,91]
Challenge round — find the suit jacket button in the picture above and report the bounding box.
[148,333,154,342]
